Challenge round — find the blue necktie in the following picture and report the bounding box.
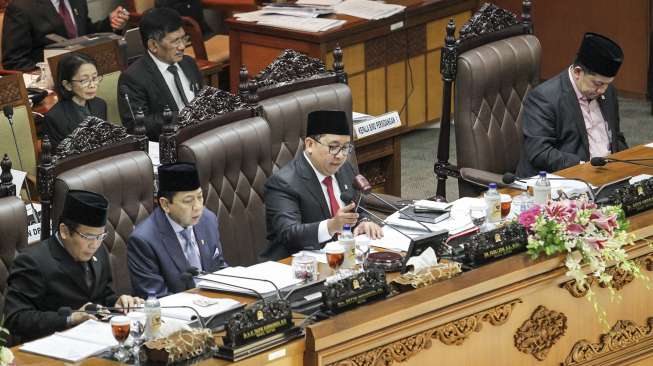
[180,228,202,271]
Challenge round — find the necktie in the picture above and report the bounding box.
[180,228,202,271]
[322,176,340,218]
[167,65,189,106]
[82,262,93,289]
[58,1,77,39]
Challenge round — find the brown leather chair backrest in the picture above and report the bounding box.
[258,83,356,171]
[51,151,154,295]
[178,117,273,266]
[0,196,28,314]
[454,34,540,196]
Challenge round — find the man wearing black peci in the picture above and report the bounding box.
[4,190,142,343]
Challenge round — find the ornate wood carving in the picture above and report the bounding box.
[254,49,330,88]
[37,136,54,240]
[0,154,16,198]
[458,3,519,42]
[55,116,130,160]
[159,106,178,165]
[386,31,407,65]
[563,318,653,366]
[561,253,653,297]
[365,37,386,70]
[238,65,250,99]
[326,299,521,366]
[333,45,347,85]
[407,25,426,58]
[514,305,567,361]
[176,87,251,128]
[0,78,22,106]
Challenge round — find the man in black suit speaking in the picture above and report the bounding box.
[2,0,129,71]
[118,7,203,140]
[262,110,383,260]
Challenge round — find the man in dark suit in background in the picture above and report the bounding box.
[2,0,129,71]
[517,33,628,177]
[262,110,383,261]
[118,7,203,141]
[128,163,227,299]
[4,190,141,343]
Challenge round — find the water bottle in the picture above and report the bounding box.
[339,224,356,270]
[533,171,551,204]
[144,292,161,340]
[484,183,501,224]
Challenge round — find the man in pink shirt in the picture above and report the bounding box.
[517,33,628,177]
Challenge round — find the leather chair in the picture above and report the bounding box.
[47,40,126,126]
[177,116,273,266]
[435,1,540,198]
[38,122,152,296]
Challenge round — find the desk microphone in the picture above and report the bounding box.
[502,172,596,202]
[590,156,653,169]
[181,270,264,300]
[187,267,281,300]
[460,168,511,188]
[353,174,432,232]
[341,190,413,240]
[59,303,207,328]
[119,85,138,125]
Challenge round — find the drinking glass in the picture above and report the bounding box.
[325,243,345,277]
[127,312,146,364]
[355,236,370,268]
[111,316,131,363]
[469,205,486,226]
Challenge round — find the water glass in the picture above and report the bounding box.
[127,312,147,364]
[111,316,131,363]
[469,204,486,226]
[355,236,370,268]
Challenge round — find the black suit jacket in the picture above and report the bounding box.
[4,236,118,343]
[516,70,628,177]
[262,153,359,261]
[43,97,107,148]
[2,0,112,71]
[118,54,203,141]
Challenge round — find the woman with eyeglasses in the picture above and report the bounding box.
[44,52,107,148]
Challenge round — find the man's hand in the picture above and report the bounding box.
[326,202,359,236]
[354,221,383,239]
[109,6,130,30]
[114,295,144,312]
[69,303,97,326]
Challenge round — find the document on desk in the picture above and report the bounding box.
[197,261,303,296]
[514,173,596,199]
[334,0,405,20]
[158,292,242,321]
[19,320,116,362]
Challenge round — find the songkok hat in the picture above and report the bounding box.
[306,110,350,136]
[576,32,623,77]
[61,190,109,227]
[158,162,201,192]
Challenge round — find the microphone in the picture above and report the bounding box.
[119,85,137,124]
[4,105,39,223]
[590,156,653,169]
[503,172,596,202]
[181,269,265,300]
[65,303,207,328]
[340,190,413,240]
[352,174,433,233]
[459,168,511,188]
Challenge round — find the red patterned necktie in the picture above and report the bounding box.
[322,176,340,218]
[58,1,77,39]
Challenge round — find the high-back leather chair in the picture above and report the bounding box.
[47,40,127,126]
[0,155,28,315]
[435,1,540,198]
[178,117,273,265]
[38,118,152,295]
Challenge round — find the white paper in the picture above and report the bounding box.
[58,319,117,347]
[370,225,416,252]
[292,249,327,264]
[630,174,652,185]
[10,169,26,197]
[645,142,653,148]
[158,292,241,321]
[334,0,405,20]
[234,12,346,32]
[148,141,160,169]
[296,0,342,6]
[513,173,596,199]
[197,261,303,296]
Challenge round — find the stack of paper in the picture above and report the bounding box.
[158,292,242,322]
[19,320,116,362]
[234,11,345,32]
[259,4,334,18]
[334,0,405,20]
[197,261,303,297]
[296,0,343,6]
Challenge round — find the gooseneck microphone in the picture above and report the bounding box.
[502,172,596,202]
[181,269,264,299]
[340,190,413,240]
[119,85,137,123]
[590,156,653,169]
[60,303,207,328]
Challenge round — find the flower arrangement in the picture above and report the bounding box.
[0,318,13,366]
[519,200,647,327]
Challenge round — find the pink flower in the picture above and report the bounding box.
[585,237,606,250]
[519,206,541,231]
[566,223,585,235]
[591,212,617,234]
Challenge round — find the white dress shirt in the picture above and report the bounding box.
[50,0,77,27]
[148,51,195,111]
[303,152,345,243]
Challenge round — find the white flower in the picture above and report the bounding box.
[0,346,14,366]
[565,254,581,272]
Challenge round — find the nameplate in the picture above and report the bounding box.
[448,223,527,268]
[322,270,388,313]
[605,177,653,216]
[353,111,402,140]
[223,299,293,347]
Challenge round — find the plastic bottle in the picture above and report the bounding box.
[484,183,501,224]
[339,224,356,270]
[533,171,551,204]
[144,292,161,340]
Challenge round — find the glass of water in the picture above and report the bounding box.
[469,204,486,227]
[127,312,147,364]
[355,236,371,268]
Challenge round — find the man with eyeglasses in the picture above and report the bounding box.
[118,7,203,141]
[4,190,142,343]
[262,110,383,260]
[127,163,227,298]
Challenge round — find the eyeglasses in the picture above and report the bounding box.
[158,34,191,48]
[74,229,108,242]
[313,138,354,156]
[71,75,103,88]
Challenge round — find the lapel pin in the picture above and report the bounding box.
[92,256,97,262]
[344,184,348,190]
[201,239,206,245]
[73,8,79,16]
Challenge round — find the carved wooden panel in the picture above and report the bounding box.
[458,3,519,41]
[563,318,653,365]
[407,25,426,58]
[326,299,521,366]
[514,305,567,361]
[386,31,407,66]
[365,37,386,70]
[0,76,23,106]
